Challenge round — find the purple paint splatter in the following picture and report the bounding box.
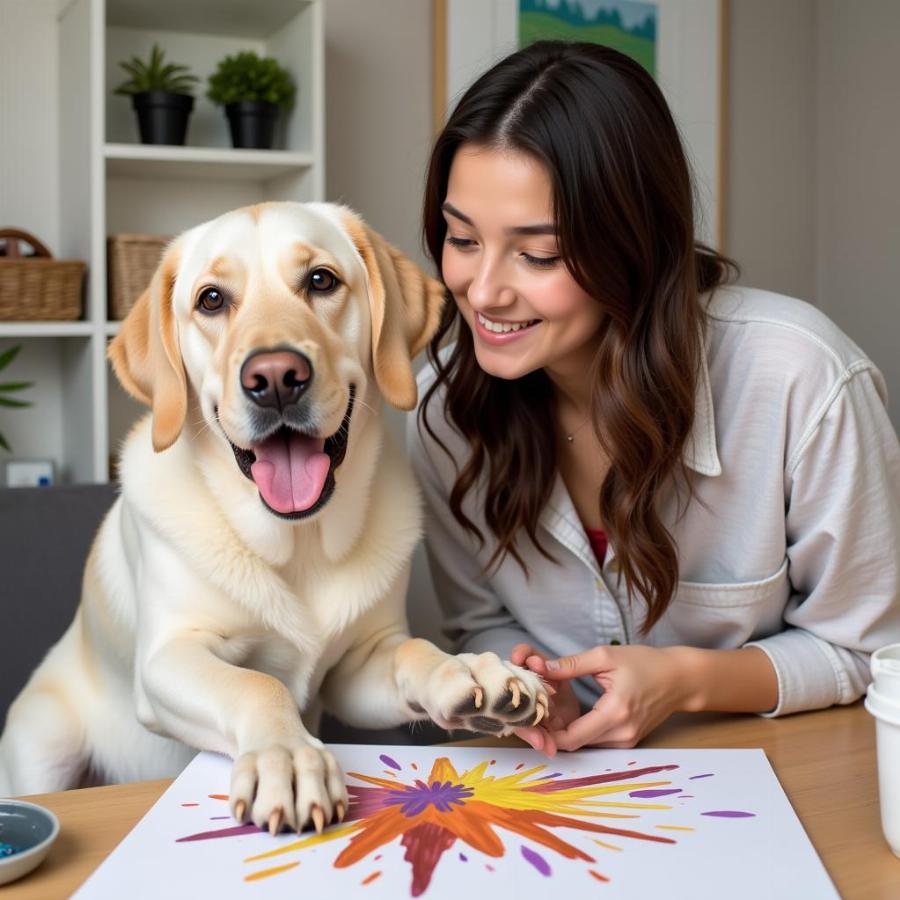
[701,810,756,818]
[459,852,468,862]
[209,816,230,820]
[177,823,261,842]
[384,779,473,817]
[690,773,714,780]
[629,788,682,799]
[379,754,401,770]
[521,845,552,876]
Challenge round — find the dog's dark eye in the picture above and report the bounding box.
[197,287,227,313]
[308,268,339,294]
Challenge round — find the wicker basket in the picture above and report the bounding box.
[0,228,85,320]
[107,233,171,320]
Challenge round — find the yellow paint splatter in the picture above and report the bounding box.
[244,822,361,863]
[656,824,695,832]
[244,861,300,882]
[592,838,623,852]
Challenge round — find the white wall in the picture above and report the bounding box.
[727,0,900,427]
[0,0,60,251]
[323,0,446,646]
[814,0,900,428]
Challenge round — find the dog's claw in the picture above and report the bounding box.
[473,686,483,710]
[533,699,547,727]
[509,679,522,709]
[234,800,247,823]
[335,800,346,823]
[268,807,283,836]
[311,804,325,835]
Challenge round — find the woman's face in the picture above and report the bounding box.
[441,144,604,383]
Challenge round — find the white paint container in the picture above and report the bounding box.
[864,643,900,858]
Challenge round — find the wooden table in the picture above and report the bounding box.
[4,702,897,899]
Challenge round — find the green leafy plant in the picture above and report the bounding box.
[206,52,295,108]
[0,345,33,452]
[114,44,199,96]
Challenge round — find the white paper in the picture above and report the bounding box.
[75,745,837,899]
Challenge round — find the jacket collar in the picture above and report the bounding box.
[683,340,722,477]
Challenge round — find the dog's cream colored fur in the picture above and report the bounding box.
[0,202,547,834]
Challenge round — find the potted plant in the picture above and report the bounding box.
[114,44,199,145]
[207,51,295,150]
[0,345,33,452]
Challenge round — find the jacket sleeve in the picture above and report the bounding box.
[746,365,900,716]
[406,408,551,662]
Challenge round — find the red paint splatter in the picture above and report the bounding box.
[181,803,199,807]
[490,759,496,765]
[400,822,457,897]
[589,869,610,882]
[515,763,525,770]
[410,763,418,771]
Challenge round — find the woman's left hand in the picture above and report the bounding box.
[524,644,695,750]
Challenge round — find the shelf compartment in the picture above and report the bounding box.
[104,144,314,180]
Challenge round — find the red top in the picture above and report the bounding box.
[586,527,608,567]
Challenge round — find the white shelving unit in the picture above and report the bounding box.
[0,0,324,483]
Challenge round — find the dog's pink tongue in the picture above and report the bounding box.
[250,431,330,514]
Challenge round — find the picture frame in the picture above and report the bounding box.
[432,0,728,250]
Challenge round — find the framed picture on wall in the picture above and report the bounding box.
[432,0,728,250]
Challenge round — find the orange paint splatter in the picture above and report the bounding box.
[245,861,300,882]
[361,870,382,885]
[208,794,229,801]
[589,869,610,882]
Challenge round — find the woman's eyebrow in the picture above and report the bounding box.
[441,202,556,235]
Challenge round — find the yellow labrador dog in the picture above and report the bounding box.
[0,202,548,834]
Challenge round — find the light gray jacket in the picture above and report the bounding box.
[407,286,900,715]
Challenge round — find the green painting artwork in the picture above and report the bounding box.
[519,0,657,78]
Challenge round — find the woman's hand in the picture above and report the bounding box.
[524,644,696,751]
[510,643,581,756]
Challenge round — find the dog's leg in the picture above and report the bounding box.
[323,629,550,737]
[140,633,348,834]
[0,682,87,796]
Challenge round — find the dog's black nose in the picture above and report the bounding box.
[240,349,313,410]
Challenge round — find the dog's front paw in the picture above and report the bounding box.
[230,741,348,835]
[420,652,549,736]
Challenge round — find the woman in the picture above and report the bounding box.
[408,41,900,755]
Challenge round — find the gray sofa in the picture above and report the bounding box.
[0,484,446,749]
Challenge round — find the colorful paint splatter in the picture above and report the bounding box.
[173,754,759,896]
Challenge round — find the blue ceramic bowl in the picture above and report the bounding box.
[0,799,60,885]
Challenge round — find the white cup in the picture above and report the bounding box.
[865,643,900,858]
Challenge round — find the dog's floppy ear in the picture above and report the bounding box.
[108,240,187,451]
[341,209,446,410]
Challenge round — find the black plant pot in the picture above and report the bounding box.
[225,100,280,150]
[131,91,194,145]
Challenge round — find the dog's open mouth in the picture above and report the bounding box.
[227,387,355,519]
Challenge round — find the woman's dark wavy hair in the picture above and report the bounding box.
[420,41,737,632]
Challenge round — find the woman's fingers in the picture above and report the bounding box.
[541,646,612,680]
[548,708,612,751]
[514,726,557,758]
[510,643,536,666]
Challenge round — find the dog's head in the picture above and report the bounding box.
[109,202,445,519]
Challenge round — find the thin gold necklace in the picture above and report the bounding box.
[565,416,591,443]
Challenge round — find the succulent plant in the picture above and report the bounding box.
[207,51,295,108]
[114,44,199,96]
[0,344,33,452]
